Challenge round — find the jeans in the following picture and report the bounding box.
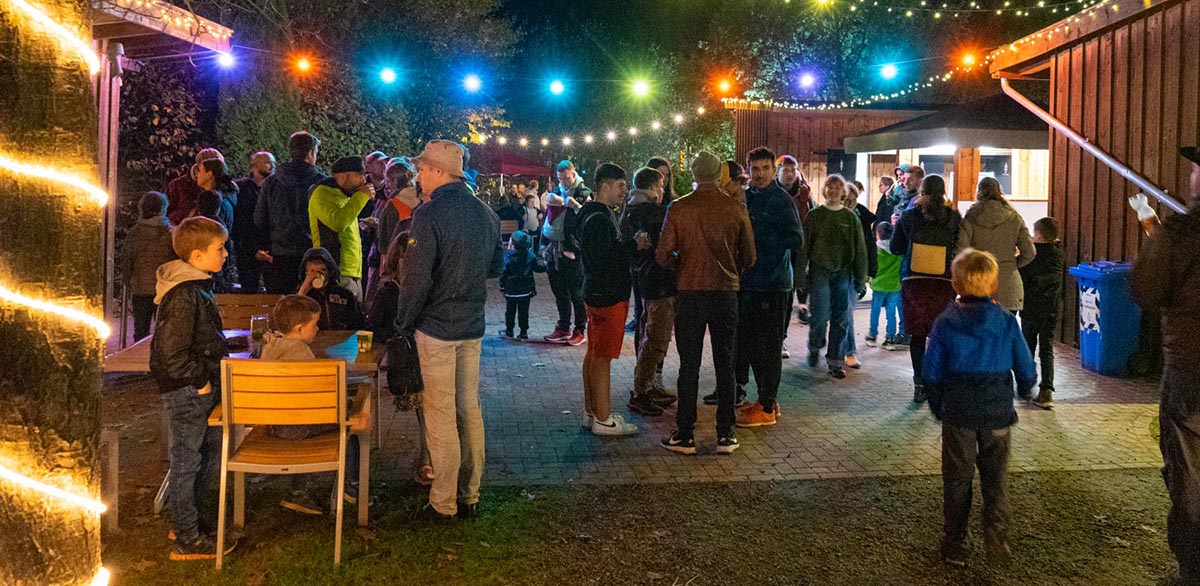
[634,297,674,397]
[942,424,1012,548]
[1019,313,1056,390]
[504,297,530,334]
[1160,374,1200,583]
[735,291,789,411]
[547,264,585,332]
[416,332,484,516]
[263,254,303,294]
[132,294,157,341]
[845,288,860,355]
[163,385,221,543]
[675,291,738,438]
[869,290,901,338]
[807,268,852,368]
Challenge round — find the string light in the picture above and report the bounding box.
[91,568,111,586]
[606,131,617,141]
[0,461,107,515]
[0,151,108,206]
[6,0,101,74]
[497,136,508,145]
[628,127,639,136]
[107,0,232,42]
[0,285,111,339]
[651,120,662,130]
[519,137,529,147]
[562,136,572,146]
[295,56,312,73]
[674,114,685,124]
[584,134,594,144]
[540,138,550,146]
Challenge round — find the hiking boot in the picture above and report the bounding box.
[702,391,719,405]
[647,387,678,407]
[566,329,586,346]
[881,336,897,351]
[1032,387,1055,410]
[280,490,325,516]
[660,432,696,455]
[627,393,665,416]
[829,366,847,379]
[717,434,741,454]
[845,354,862,369]
[940,541,969,567]
[544,326,570,343]
[865,335,878,348]
[913,384,927,404]
[592,414,638,436]
[170,534,236,561]
[736,403,778,428]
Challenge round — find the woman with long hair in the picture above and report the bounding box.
[958,176,1036,312]
[194,158,240,291]
[890,174,962,402]
[647,156,678,204]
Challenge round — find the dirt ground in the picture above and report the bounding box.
[101,374,1175,586]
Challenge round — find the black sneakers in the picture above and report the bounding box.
[660,432,696,455]
[701,387,747,406]
[170,534,237,561]
[717,434,740,454]
[913,384,927,404]
[627,393,665,416]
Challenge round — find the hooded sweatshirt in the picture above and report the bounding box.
[309,177,371,279]
[255,161,327,257]
[578,200,633,307]
[300,247,363,331]
[121,216,175,296]
[958,199,1036,310]
[150,260,228,394]
[619,188,676,300]
[923,296,1037,430]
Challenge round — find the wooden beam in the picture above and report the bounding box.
[954,147,981,204]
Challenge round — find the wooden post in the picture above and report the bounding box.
[0,1,104,584]
[954,147,982,204]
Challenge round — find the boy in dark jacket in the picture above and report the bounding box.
[620,167,678,416]
[924,249,1037,566]
[122,191,176,340]
[498,230,545,339]
[150,217,233,560]
[298,247,363,331]
[1018,217,1065,410]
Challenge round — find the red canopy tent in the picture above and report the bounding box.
[477,146,553,178]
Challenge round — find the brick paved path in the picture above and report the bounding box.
[378,275,1163,485]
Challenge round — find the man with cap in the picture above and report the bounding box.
[656,151,756,456]
[395,140,503,520]
[1131,145,1200,586]
[308,156,374,301]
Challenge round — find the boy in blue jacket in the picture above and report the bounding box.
[924,248,1037,566]
[498,230,545,339]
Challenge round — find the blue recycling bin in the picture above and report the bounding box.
[1067,262,1141,377]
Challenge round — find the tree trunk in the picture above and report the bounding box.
[0,0,104,584]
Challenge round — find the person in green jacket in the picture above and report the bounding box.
[797,174,868,379]
[309,156,374,300]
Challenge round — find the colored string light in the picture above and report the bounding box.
[0,151,109,206]
[0,285,111,339]
[0,461,107,515]
[5,0,101,74]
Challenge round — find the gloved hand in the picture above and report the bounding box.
[1128,193,1159,222]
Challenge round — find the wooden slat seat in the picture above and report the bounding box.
[230,427,341,469]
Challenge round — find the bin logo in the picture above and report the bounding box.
[1079,286,1100,332]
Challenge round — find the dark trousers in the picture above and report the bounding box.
[235,248,262,293]
[942,424,1012,548]
[263,253,304,294]
[163,385,222,543]
[1160,374,1200,583]
[504,297,531,334]
[548,264,585,331]
[910,336,928,386]
[131,294,157,341]
[736,290,789,412]
[675,291,738,438]
[1020,312,1056,390]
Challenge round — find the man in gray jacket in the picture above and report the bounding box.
[395,140,503,519]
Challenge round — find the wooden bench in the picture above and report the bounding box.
[215,294,284,330]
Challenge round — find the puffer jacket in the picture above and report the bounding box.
[619,188,676,300]
[150,260,228,394]
[1132,208,1200,387]
[958,199,1036,310]
[924,296,1037,430]
[121,216,175,296]
[255,161,326,256]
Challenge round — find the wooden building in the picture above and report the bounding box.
[989,0,1200,344]
[725,99,930,198]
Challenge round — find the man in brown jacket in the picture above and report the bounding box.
[656,151,756,455]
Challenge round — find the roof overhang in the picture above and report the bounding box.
[845,127,1048,153]
[988,0,1180,78]
[91,0,232,59]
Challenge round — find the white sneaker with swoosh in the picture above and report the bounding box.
[591,414,638,436]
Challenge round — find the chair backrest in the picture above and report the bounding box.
[216,294,285,329]
[220,359,346,427]
[499,220,519,237]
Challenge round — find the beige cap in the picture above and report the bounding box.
[411,140,466,178]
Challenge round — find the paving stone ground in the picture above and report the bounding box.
[374,274,1163,486]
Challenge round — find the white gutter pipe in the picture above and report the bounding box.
[1000,77,1187,215]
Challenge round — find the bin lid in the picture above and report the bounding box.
[1069,261,1134,281]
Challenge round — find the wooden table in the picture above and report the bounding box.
[103,330,382,375]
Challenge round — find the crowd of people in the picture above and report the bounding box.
[126,128,1200,583]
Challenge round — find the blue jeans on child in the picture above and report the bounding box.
[869,290,902,338]
[808,267,852,368]
[163,385,221,544]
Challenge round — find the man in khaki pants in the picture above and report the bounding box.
[395,140,503,519]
